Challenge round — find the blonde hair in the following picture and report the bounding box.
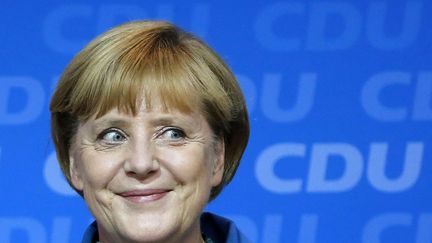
[50,20,249,200]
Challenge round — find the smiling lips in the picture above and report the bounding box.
[119,189,171,203]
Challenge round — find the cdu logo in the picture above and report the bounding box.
[0,77,44,125]
[42,4,211,54]
[256,142,424,193]
[255,2,423,51]
[361,71,432,121]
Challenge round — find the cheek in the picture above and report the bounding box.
[78,150,124,189]
[158,145,213,184]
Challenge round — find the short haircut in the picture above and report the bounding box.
[50,20,249,200]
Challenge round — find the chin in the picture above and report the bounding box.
[120,229,173,243]
[112,211,182,242]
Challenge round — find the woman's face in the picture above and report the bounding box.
[68,98,224,243]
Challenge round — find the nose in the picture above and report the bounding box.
[123,139,160,178]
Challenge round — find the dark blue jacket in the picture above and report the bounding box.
[82,212,251,243]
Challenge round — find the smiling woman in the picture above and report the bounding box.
[49,20,250,243]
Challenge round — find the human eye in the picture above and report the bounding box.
[97,128,127,145]
[158,127,186,141]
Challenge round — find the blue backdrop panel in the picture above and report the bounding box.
[0,1,430,242]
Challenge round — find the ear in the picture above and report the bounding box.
[211,138,225,187]
[69,152,84,191]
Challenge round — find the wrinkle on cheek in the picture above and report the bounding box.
[107,192,115,209]
[88,189,116,225]
[102,192,115,218]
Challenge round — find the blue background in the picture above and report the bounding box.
[0,1,431,242]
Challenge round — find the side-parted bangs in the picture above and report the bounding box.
[52,22,231,122]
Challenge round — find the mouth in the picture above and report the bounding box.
[118,189,172,203]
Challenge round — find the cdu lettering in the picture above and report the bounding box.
[97,3,211,37]
[0,218,46,243]
[261,214,283,243]
[416,214,432,243]
[367,2,422,50]
[363,213,412,243]
[0,76,44,124]
[361,71,432,121]
[297,215,318,243]
[307,143,363,192]
[49,217,72,243]
[0,217,74,243]
[256,142,423,193]
[44,151,77,196]
[254,2,305,51]
[306,2,362,51]
[255,2,422,51]
[261,73,316,122]
[256,143,306,193]
[413,72,432,120]
[43,4,211,54]
[362,213,432,243]
[361,71,411,121]
[42,5,94,54]
[96,4,147,33]
[367,142,423,192]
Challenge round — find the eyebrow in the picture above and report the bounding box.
[149,117,177,126]
[149,113,201,128]
[91,118,131,131]
[90,112,198,131]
